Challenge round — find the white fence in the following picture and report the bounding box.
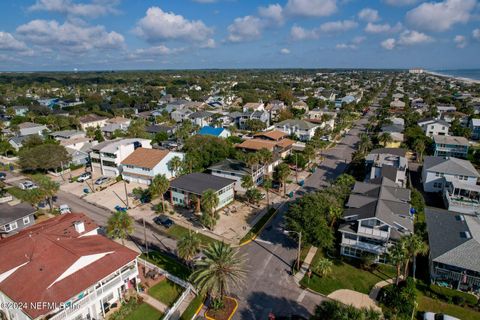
[138,258,196,320]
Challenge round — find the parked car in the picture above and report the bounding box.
[423,312,460,320]
[77,172,92,182]
[153,215,174,228]
[19,180,38,190]
[59,204,71,214]
[94,176,109,185]
[0,172,6,181]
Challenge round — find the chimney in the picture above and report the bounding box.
[74,221,85,234]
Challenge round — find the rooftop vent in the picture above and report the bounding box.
[460,231,471,239]
[74,221,85,234]
[455,215,465,222]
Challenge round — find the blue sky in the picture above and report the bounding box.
[0,0,479,71]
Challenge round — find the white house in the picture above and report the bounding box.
[121,148,185,184]
[90,138,152,177]
[243,102,264,112]
[418,118,450,137]
[208,158,264,192]
[274,119,319,141]
[0,213,139,320]
[17,122,48,136]
[79,114,109,131]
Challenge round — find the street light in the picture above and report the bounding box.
[284,230,302,272]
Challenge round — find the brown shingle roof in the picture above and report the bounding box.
[0,213,138,319]
[121,148,170,169]
[254,130,287,141]
[236,139,276,151]
[79,114,108,123]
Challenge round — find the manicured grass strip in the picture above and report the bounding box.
[300,251,396,295]
[123,303,163,320]
[140,251,191,280]
[149,279,184,307]
[6,186,29,201]
[417,293,480,320]
[167,225,220,247]
[179,294,205,320]
[239,207,277,244]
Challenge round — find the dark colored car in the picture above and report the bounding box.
[153,216,174,228]
[0,172,6,181]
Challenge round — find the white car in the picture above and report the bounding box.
[94,177,109,185]
[77,172,92,182]
[59,204,71,214]
[423,312,460,320]
[19,181,38,190]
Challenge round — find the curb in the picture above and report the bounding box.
[192,298,205,319]
[204,297,238,320]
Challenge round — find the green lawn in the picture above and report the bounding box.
[140,251,191,280]
[179,294,205,320]
[6,186,29,201]
[300,251,396,295]
[123,303,163,320]
[148,279,184,307]
[166,225,220,247]
[417,292,480,320]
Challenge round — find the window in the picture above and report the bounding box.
[4,222,18,232]
[23,216,30,225]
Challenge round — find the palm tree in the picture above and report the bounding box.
[257,148,273,166]
[149,174,170,212]
[275,163,290,196]
[263,177,272,208]
[378,132,393,147]
[388,241,407,285]
[200,189,219,230]
[107,211,134,246]
[314,258,333,277]
[358,133,372,154]
[414,139,426,163]
[32,174,59,212]
[177,231,202,266]
[401,234,428,280]
[328,206,343,228]
[167,156,183,177]
[241,174,254,191]
[190,242,246,302]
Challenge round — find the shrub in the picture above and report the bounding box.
[429,284,478,306]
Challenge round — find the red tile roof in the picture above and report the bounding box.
[0,213,138,319]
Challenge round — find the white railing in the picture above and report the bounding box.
[163,286,192,320]
[444,192,480,209]
[342,238,386,254]
[358,226,389,239]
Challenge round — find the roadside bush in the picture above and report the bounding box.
[379,278,416,320]
[429,284,478,306]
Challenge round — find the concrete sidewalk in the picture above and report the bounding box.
[139,292,169,313]
[327,289,382,312]
[294,246,318,285]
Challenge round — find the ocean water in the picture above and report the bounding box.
[433,69,480,81]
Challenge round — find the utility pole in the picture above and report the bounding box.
[297,231,302,271]
[124,180,129,208]
[295,153,298,184]
[143,218,149,258]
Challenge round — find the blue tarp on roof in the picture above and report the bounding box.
[198,126,225,137]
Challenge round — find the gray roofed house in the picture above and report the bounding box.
[50,130,86,140]
[169,173,235,210]
[0,200,36,237]
[275,119,319,141]
[433,135,469,159]
[425,207,480,290]
[208,159,265,192]
[17,122,48,137]
[423,156,479,178]
[339,177,413,262]
[365,148,408,187]
[188,111,213,127]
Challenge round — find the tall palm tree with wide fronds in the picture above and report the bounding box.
[149,174,170,212]
[200,189,219,230]
[401,234,428,280]
[177,231,202,266]
[414,139,426,163]
[378,132,393,147]
[167,156,183,178]
[388,241,407,285]
[358,133,372,154]
[263,177,272,208]
[190,242,246,302]
[107,210,134,246]
[328,206,343,228]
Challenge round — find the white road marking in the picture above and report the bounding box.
[297,289,307,303]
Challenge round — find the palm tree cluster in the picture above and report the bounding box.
[388,233,428,285]
[200,189,220,230]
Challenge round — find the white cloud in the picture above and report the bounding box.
[473,28,480,40]
[290,20,357,41]
[258,4,284,25]
[398,30,433,45]
[365,22,402,33]
[285,0,337,17]
[0,32,30,52]
[280,48,290,54]
[134,7,214,46]
[358,8,380,22]
[352,36,366,44]
[227,15,263,42]
[383,0,418,6]
[131,45,184,58]
[29,0,120,18]
[454,35,467,48]
[381,38,396,50]
[406,0,476,32]
[336,43,357,50]
[16,19,124,53]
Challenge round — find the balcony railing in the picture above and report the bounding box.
[434,267,480,287]
[358,226,389,239]
[444,191,480,210]
[342,238,386,254]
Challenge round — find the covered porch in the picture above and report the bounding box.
[443,178,480,214]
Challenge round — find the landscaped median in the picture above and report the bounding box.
[238,207,278,245]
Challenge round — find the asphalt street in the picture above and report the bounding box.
[234,115,368,320]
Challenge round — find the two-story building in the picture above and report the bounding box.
[236,130,294,160]
[121,148,184,184]
[208,159,265,192]
[339,177,413,262]
[0,213,139,320]
[0,200,35,238]
[90,138,152,177]
[425,208,480,292]
[79,114,109,131]
[274,119,319,141]
[433,135,469,159]
[365,148,408,187]
[418,118,450,137]
[470,118,480,140]
[169,173,235,210]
